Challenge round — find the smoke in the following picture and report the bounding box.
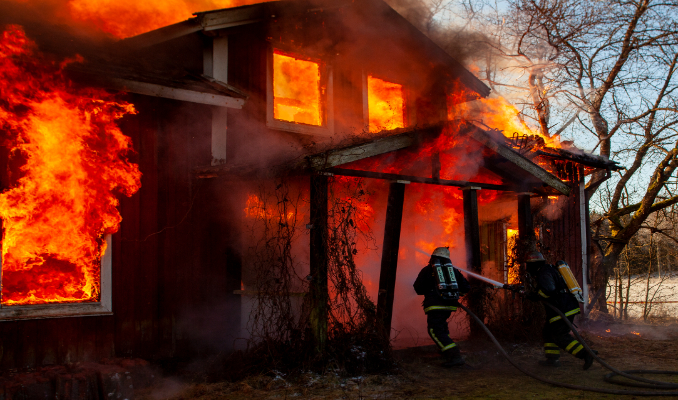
[384,0,498,68]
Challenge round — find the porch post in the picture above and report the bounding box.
[310,174,329,353]
[462,186,483,332]
[517,194,533,242]
[377,181,407,339]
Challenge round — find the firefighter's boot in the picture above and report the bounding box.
[538,358,560,367]
[582,349,597,370]
[442,346,465,367]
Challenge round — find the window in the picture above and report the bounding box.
[267,49,334,135]
[366,75,405,133]
[0,235,112,320]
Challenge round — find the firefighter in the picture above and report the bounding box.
[525,251,596,369]
[413,247,470,367]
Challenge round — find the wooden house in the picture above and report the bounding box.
[0,0,618,369]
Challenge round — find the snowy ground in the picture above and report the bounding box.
[606,272,678,319]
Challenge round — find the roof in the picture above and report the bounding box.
[120,0,491,98]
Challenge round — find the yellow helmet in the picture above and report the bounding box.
[432,247,450,259]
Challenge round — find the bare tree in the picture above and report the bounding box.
[460,0,678,312]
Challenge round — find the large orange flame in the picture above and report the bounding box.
[273,51,322,126]
[449,95,560,148]
[368,76,405,133]
[0,26,141,305]
[68,0,271,38]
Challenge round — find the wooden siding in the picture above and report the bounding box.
[532,183,585,285]
[0,96,244,369]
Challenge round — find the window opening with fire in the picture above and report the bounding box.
[0,26,141,314]
[272,50,323,126]
[367,76,405,133]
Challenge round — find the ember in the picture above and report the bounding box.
[506,228,519,284]
[0,26,141,305]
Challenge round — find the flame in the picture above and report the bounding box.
[449,95,560,148]
[244,194,295,221]
[368,76,404,133]
[606,329,611,333]
[506,228,519,284]
[273,51,322,126]
[0,26,141,305]
[631,331,640,336]
[67,0,271,39]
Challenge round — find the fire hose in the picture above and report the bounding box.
[459,302,678,395]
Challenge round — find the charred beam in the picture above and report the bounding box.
[309,174,329,354]
[377,182,407,339]
[308,134,415,170]
[462,186,484,335]
[329,168,516,191]
[518,194,534,242]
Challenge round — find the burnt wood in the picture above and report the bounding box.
[518,194,534,242]
[329,168,515,191]
[462,187,485,335]
[310,174,329,353]
[376,182,407,339]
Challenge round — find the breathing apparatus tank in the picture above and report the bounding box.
[432,258,460,300]
[555,260,585,303]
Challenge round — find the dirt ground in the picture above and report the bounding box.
[137,319,678,399]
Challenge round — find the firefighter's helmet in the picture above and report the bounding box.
[526,251,545,263]
[432,247,451,259]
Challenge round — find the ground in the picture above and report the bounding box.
[136,318,678,399]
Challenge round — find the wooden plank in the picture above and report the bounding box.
[470,128,571,195]
[329,168,515,191]
[518,194,533,242]
[376,182,406,338]
[308,134,415,170]
[108,78,245,109]
[309,174,329,354]
[463,187,484,335]
[463,188,482,272]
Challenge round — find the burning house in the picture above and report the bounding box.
[0,0,619,374]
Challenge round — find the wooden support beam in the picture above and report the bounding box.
[462,186,484,335]
[377,182,407,339]
[309,174,329,354]
[518,194,534,242]
[431,152,441,179]
[308,135,414,170]
[107,78,245,109]
[329,168,515,191]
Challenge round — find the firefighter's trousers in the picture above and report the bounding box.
[542,315,586,360]
[425,308,458,354]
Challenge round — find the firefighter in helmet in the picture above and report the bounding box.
[525,251,596,369]
[413,247,470,367]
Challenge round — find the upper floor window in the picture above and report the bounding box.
[367,75,405,133]
[267,49,334,136]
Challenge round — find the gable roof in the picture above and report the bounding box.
[120,0,490,98]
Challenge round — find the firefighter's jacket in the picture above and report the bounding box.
[532,263,581,323]
[413,262,470,313]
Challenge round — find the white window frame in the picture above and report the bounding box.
[266,48,335,136]
[0,234,113,320]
